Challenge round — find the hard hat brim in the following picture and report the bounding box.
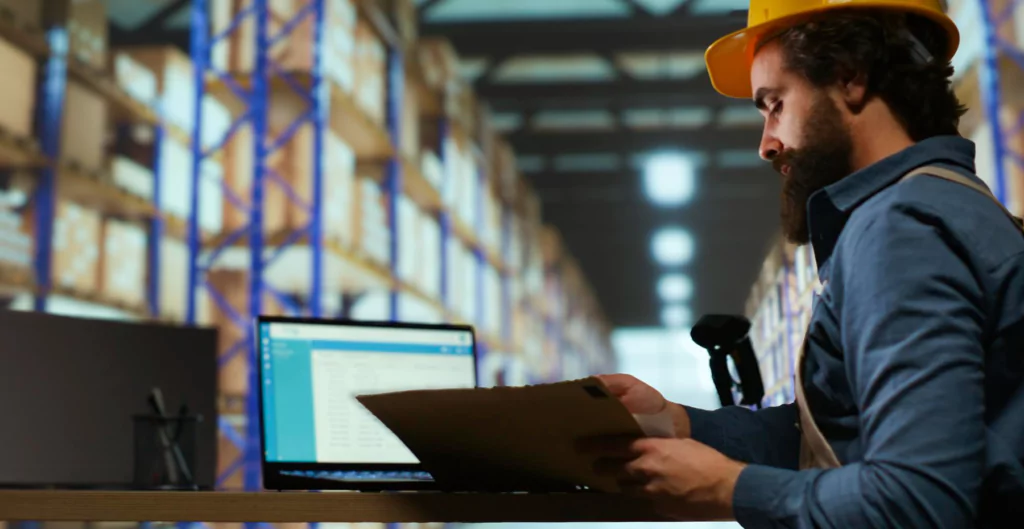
[704,3,961,100]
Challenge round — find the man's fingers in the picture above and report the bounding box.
[594,374,636,397]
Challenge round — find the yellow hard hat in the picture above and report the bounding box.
[704,0,960,99]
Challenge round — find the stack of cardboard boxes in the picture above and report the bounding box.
[49,201,102,296]
[99,218,147,309]
[0,194,31,271]
[395,196,442,301]
[359,175,391,266]
[0,36,37,142]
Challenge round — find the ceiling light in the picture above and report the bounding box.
[662,305,693,329]
[658,274,694,302]
[651,227,695,266]
[643,152,696,206]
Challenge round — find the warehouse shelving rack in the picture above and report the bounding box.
[185,0,333,493]
[184,0,521,496]
[980,0,1024,208]
[0,8,182,317]
[0,5,615,524]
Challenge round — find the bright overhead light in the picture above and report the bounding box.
[658,274,694,302]
[662,305,693,329]
[643,152,696,206]
[651,227,695,266]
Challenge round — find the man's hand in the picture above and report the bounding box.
[579,436,745,521]
[596,374,692,438]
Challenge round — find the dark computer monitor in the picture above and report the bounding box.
[0,310,218,489]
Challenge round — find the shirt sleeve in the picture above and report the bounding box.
[684,403,800,470]
[731,204,987,528]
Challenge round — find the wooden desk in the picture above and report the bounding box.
[0,490,721,523]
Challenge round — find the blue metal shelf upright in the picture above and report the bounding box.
[187,0,329,493]
[31,27,68,312]
[980,0,1024,207]
[32,22,168,320]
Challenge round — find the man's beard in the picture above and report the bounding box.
[774,94,855,245]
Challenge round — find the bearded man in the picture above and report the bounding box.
[582,1,1024,527]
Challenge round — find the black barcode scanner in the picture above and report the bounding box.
[690,315,765,408]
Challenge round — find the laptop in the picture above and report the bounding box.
[256,316,478,491]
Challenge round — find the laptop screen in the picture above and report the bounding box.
[258,320,476,465]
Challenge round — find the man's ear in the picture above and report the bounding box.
[840,71,869,113]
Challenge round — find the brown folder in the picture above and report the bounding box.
[356,377,648,493]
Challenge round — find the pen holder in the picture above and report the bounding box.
[132,414,202,490]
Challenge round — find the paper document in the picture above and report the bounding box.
[356,377,672,493]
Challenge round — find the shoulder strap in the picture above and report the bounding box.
[901,165,1024,234]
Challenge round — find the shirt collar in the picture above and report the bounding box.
[807,135,976,268]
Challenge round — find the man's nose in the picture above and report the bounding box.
[760,129,782,161]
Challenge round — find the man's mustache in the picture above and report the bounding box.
[772,151,794,175]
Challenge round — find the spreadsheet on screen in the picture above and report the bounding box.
[259,322,476,464]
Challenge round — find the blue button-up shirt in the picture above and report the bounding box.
[685,136,1024,528]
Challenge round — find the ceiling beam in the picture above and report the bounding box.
[526,167,772,182]
[487,94,736,113]
[506,128,761,154]
[109,26,189,51]
[476,76,727,106]
[136,0,190,34]
[420,14,746,55]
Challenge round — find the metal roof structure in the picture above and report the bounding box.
[419,0,779,328]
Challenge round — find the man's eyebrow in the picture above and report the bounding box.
[753,87,776,111]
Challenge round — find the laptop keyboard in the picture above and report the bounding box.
[282,470,434,482]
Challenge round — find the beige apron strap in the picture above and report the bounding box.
[795,337,842,469]
[796,164,1020,471]
[902,165,1024,234]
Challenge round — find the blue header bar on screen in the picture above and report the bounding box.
[271,338,473,356]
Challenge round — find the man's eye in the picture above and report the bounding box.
[770,102,782,116]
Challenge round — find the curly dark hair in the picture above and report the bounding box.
[760,10,967,141]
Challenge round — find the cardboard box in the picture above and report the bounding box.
[0,0,42,31]
[484,264,501,335]
[401,78,420,161]
[396,195,419,283]
[323,131,357,246]
[120,46,195,133]
[493,140,519,202]
[158,135,193,219]
[199,159,226,235]
[61,80,108,172]
[51,200,102,295]
[420,215,441,298]
[159,237,189,321]
[421,151,444,192]
[0,204,31,268]
[213,0,358,92]
[462,250,478,322]
[416,38,460,92]
[68,0,107,71]
[354,21,386,126]
[0,36,37,138]
[100,218,147,308]
[222,122,287,236]
[112,51,158,108]
[358,175,390,265]
[110,155,154,201]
